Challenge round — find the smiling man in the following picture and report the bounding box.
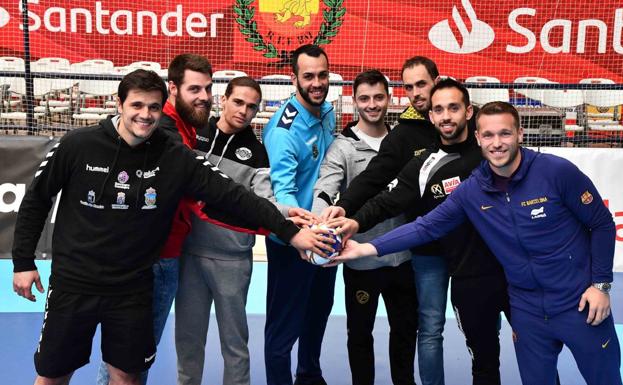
[328,79,511,385]
[12,69,329,385]
[311,69,418,385]
[95,53,215,385]
[336,101,622,385]
[261,44,336,385]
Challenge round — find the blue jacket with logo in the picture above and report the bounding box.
[371,147,615,317]
[262,95,335,210]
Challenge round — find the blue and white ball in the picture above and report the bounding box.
[305,224,342,265]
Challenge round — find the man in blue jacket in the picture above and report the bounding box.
[262,44,336,385]
[334,101,621,385]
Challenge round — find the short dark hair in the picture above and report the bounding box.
[430,78,470,107]
[118,69,167,105]
[224,76,262,101]
[401,56,439,81]
[168,54,213,87]
[291,44,329,75]
[476,101,521,130]
[353,69,389,96]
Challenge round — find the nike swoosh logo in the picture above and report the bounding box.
[144,352,156,363]
[481,205,493,210]
[602,339,611,348]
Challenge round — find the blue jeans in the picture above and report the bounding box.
[412,255,449,385]
[96,258,179,385]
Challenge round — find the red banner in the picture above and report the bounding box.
[0,0,621,82]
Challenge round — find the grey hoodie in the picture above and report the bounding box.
[311,122,411,270]
[183,117,289,260]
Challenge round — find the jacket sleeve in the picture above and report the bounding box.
[250,167,291,218]
[181,150,299,244]
[12,139,69,272]
[555,159,615,283]
[370,189,468,257]
[353,157,423,232]
[336,125,412,215]
[263,126,301,208]
[311,143,347,215]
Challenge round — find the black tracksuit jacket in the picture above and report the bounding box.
[12,117,299,295]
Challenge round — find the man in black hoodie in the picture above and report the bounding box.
[11,69,330,385]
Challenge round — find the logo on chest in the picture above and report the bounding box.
[235,147,252,161]
[530,206,547,220]
[442,176,461,195]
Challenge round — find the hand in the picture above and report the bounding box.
[287,207,319,228]
[320,206,345,222]
[325,216,359,243]
[324,239,378,267]
[578,286,611,326]
[289,227,337,260]
[13,270,44,302]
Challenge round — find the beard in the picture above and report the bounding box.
[437,120,467,141]
[175,93,211,128]
[297,82,328,107]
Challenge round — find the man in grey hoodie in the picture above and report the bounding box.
[311,70,418,385]
[175,76,309,385]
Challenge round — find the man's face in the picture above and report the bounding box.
[354,82,389,125]
[292,53,329,108]
[169,69,213,127]
[219,86,261,133]
[117,89,163,146]
[429,87,472,144]
[402,64,435,114]
[475,113,524,177]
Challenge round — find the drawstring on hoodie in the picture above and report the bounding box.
[206,129,235,168]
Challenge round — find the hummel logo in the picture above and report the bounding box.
[281,116,293,124]
[480,205,493,210]
[284,108,296,118]
[144,352,156,363]
[602,339,611,349]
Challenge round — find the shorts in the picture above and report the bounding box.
[34,286,156,378]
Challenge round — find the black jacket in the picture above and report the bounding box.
[353,134,504,278]
[336,109,439,215]
[12,117,299,294]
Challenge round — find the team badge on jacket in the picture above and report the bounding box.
[312,144,319,159]
[235,147,252,161]
[581,190,593,205]
[142,187,157,209]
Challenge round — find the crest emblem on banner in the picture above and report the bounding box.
[234,0,346,65]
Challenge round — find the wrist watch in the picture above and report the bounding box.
[592,282,612,293]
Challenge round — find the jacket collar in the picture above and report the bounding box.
[474,147,538,191]
[288,95,333,127]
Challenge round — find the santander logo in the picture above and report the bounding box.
[428,0,495,54]
[0,7,10,28]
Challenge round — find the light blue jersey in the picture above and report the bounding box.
[262,95,335,210]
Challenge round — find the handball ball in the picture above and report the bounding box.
[305,224,342,265]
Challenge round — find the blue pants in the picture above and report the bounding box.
[412,255,449,385]
[96,258,179,385]
[512,306,622,385]
[264,238,337,385]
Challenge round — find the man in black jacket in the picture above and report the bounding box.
[12,69,330,385]
[329,79,510,385]
[322,56,456,385]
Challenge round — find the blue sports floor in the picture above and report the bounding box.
[1,260,622,385]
